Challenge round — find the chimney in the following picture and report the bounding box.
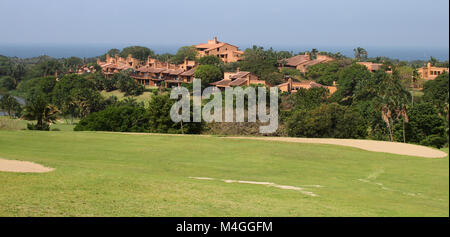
[305,52,310,60]
[427,62,431,76]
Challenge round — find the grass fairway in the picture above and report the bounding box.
[100,90,154,103]
[0,130,448,217]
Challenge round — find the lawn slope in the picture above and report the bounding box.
[0,130,448,216]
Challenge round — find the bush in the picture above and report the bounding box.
[148,94,203,134]
[286,103,367,138]
[420,135,447,149]
[27,122,50,131]
[115,73,144,96]
[74,105,150,132]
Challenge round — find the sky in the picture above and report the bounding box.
[0,0,448,55]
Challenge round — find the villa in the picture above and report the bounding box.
[194,37,243,63]
[417,62,449,80]
[278,53,334,73]
[97,54,140,77]
[277,78,337,94]
[131,57,197,87]
[357,62,392,73]
[210,68,267,89]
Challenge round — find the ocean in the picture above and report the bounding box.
[0,44,448,61]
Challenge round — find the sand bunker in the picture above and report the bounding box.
[225,137,448,158]
[190,177,322,197]
[0,158,54,173]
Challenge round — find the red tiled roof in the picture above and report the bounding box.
[281,54,310,66]
[229,77,248,86]
[195,42,226,51]
[180,68,195,76]
[210,79,232,87]
[229,71,250,79]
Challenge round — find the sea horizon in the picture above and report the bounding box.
[0,43,448,61]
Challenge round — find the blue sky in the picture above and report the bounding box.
[0,0,448,49]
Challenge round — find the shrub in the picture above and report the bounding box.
[74,105,150,132]
[286,103,367,138]
[420,135,447,149]
[27,122,50,131]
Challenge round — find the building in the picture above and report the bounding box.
[97,54,140,77]
[179,68,196,83]
[210,68,267,89]
[357,62,392,73]
[194,37,243,63]
[277,78,337,95]
[417,62,449,80]
[131,57,197,87]
[278,53,334,73]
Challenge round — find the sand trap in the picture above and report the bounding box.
[225,137,448,158]
[0,158,54,173]
[190,177,322,197]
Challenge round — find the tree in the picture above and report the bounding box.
[106,48,120,57]
[394,102,446,146]
[75,105,150,132]
[114,71,144,96]
[310,48,318,60]
[334,63,372,105]
[286,103,366,138]
[0,76,16,90]
[147,94,202,134]
[353,47,368,61]
[0,93,21,117]
[198,55,222,66]
[170,46,198,64]
[99,48,121,61]
[35,59,64,77]
[307,61,341,86]
[262,72,283,86]
[64,57,83,71]
[375,69,411,142]
[22,90,59,130]
[292,87,329,110]
[148,94,177,133]
[239,46,279,78]
[119,46,155,61]
[193,65,222,87]
[423,72,449,116]
[52,74,104,122]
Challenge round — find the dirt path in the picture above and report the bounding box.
[225,137,448,158]
[0,158,54,173]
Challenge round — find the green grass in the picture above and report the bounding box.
[101,90,154,103]
[0,130,448,217]
[0,117,75,131]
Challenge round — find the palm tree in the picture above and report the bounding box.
[310,48,318,60]
[21,92,59,130]
[377,68,410,142]
[0,93,21,118]
[353,47,368,61]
